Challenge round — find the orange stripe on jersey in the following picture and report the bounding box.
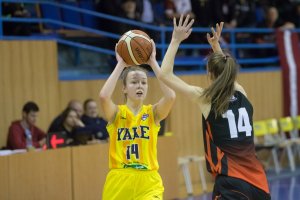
[206,121,213,140]
[205,122,224,175]
[227,155,270,193]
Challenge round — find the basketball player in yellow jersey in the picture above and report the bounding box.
[99,41,176,200]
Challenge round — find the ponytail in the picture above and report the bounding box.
[201,52,238,117]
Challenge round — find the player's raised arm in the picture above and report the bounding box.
[158,15,203,103]
[147,40,176,124]
[207,22,246,96]
[99,45,127,123]
[207,22,224,54]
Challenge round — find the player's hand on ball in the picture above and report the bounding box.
[147,39,157,65]
[115,43,128,68]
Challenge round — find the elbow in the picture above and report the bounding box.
[167,90,176,102]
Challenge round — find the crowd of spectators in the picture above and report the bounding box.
[3,1,299,36]
[96,0,300,61]
[5,99,167,150]
[2,0,300,68]
[6,99,109,150]
[95,0,299,30]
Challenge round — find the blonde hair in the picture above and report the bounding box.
[201,52,238,117]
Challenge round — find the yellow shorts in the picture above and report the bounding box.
[102,169,164,200]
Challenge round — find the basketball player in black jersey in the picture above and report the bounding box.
[157,15,271,200]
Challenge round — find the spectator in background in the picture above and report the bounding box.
[117,0,140,34]
[164,0,195,23]
[50,107,85,146]
[7,101,46,150]
[254,6,294,59]
[138,0,165,25]
[257,6,284,30]
[81,99,109,141]
[254,6,281,59]
[48,100,83,133]
[165,0,198,56]
[2,3,31,35]
[228,0,256,28]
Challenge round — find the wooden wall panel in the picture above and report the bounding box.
[238,71,283,120]
[0,41,59,148]
[1,41,14,148]
[0,156,9,200]
[72,143,109,200]
[157,136,180,199]
[8,148,72,200]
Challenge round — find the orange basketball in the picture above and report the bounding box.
[116,30,152,65]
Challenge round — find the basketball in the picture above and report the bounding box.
[116,30,153,65]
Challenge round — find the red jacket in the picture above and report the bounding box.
[7,120,46,150]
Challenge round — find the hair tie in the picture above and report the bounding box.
[223,55,228,62]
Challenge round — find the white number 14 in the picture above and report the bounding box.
[222,108,252,138]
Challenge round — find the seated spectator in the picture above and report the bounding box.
[165,0,198,56]
[117,0,140,34]
[7,101,46,150]
[164,0,195,23]
[254,6,294,59]
[81,99,109,141]
[50,107,85,146]
[226,0,256,28]
[138,0,163,25]
[2,2,31,35]
[48,100,83,133]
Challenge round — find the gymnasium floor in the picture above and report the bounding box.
[181,169,300,200]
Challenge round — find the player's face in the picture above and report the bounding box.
[24,111,38,125]
[124,71,148,101]
[85,101,98,118]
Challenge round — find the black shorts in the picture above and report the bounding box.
[212,175,271,200]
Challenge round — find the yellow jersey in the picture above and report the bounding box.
[106,104,160,170]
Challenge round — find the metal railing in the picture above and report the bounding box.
[0,0,293,79]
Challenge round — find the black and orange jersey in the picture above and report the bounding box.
[202,91,270,194]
